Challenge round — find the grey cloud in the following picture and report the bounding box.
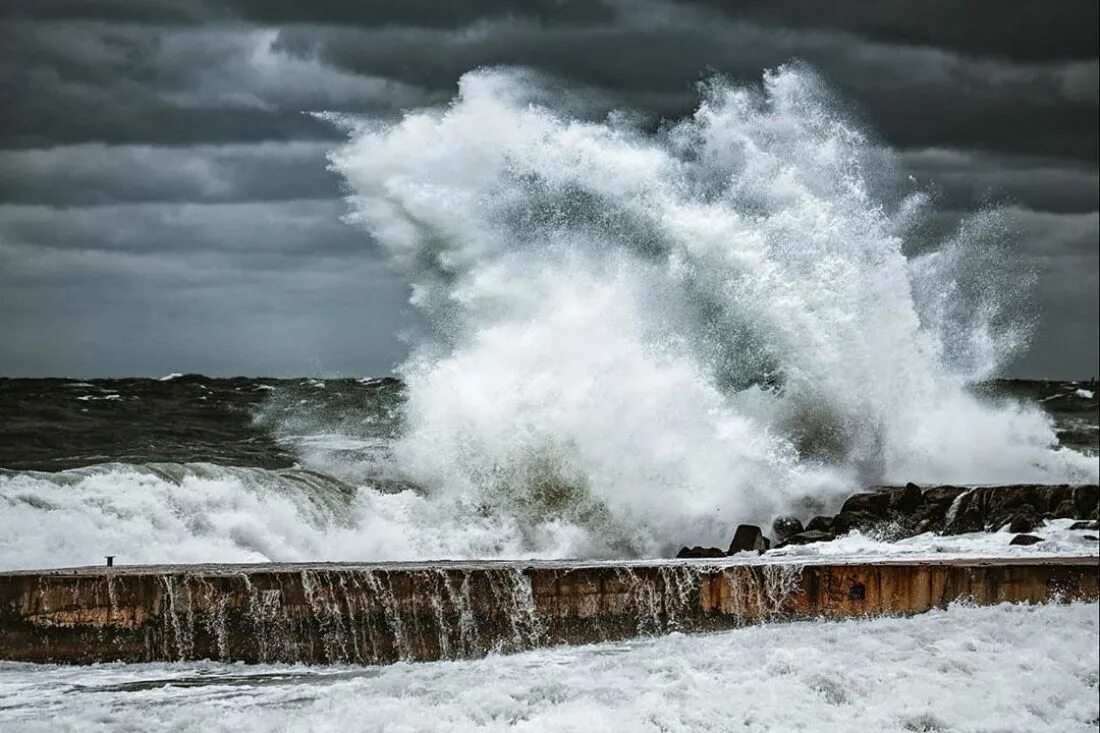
[689,0,1099,62]
[900,149,1100,214]
[0,142,342,205]
[1003,210,1099,377]
[0,253,412,377]
[10,0,1094,63]
[0,199,367,260]
[4,23,434,148]
[272,8,1098,161]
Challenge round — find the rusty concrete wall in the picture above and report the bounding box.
[1,557,1096,665]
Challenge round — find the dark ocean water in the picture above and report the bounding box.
[0,376,1095,472]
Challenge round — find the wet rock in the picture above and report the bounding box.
[776,529,835,548]
[942,485,1096,535]
[1009,534,1043,546]
[1070,520,1100,531]
[1001,504,1042,535]
[772,516,804,543]
[806,515,833,533]
[727,524,769,555]
[832,511,880,536]
[1084,536,1099,542]
[839,490,891,517]
[1053,497,1078,518]
[1075,485,1099,519]
[895,482,924,512]
[1007,513,1039,534]
[676,546,726,559]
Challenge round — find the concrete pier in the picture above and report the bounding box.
[1,556,1096,665]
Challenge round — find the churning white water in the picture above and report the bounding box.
[1,602,1096,732]
[1,65,1097,568]
[325,64,1097,555]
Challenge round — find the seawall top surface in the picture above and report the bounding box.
[3,554,1098,578]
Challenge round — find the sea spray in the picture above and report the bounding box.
[327,64,1098,556]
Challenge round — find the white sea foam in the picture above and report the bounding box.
[324,64,1098,556]
[0,464,581,570]
[3,463,1094,571]
[1,602,1096,732]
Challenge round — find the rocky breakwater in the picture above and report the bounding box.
[678,484,1100,558]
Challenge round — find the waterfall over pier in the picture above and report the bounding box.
[2,557,1097,665]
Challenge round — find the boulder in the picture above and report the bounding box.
[894,482,924,512]
[840,490,891,517]
[772,516,805,543]
[1074,485,1099,519]
[728,524,769,555]
[998,504,1042,534]
[676,546,726,559]
[1070,520,1100,531]
[776,529,835,548]
[1007,512,1040,534]
[832,511,881,536]
[1009,534,1043,546]
[806,515,833,533]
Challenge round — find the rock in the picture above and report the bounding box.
[772,516,804,543]
[1070,520,1100,531]
[1009,534,1043,546]
[806,515,833,533]
[895,482,924,512]
[840,490,891,517]
[1084,536,1099,542]
[776,529,835,548]
[1053,497,1078,518]
[676,546,725,559]
[1007,513,1038,534]
[942,485,1095,535]
[728,524,769,555]
[832,511,880,536]
[1003,504,1042,534]
[1074,485,1099,519]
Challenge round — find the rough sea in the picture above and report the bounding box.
[3,65,1099,731]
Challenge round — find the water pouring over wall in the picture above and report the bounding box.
[3,558,1096,665]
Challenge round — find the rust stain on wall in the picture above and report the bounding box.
[1,557,1096,665]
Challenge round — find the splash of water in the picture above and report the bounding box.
[325,64,1096,556]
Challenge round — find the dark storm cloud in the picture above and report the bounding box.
[266,6,1098,162]
[3,22,437,148]
[0,0,1096,376]
[0,142,342,205]
[0,199,363,259]
[12,0,1092,61]
[900,150,1100,214]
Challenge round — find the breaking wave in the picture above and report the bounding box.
[2,65,1097,569]
[324,64,1097,555]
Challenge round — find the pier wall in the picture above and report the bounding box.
[1,557,1096,665]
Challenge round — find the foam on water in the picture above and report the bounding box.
[0,463,586,570]
[1,602,1096,732]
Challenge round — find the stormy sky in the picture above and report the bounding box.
[1,1,1096,378]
